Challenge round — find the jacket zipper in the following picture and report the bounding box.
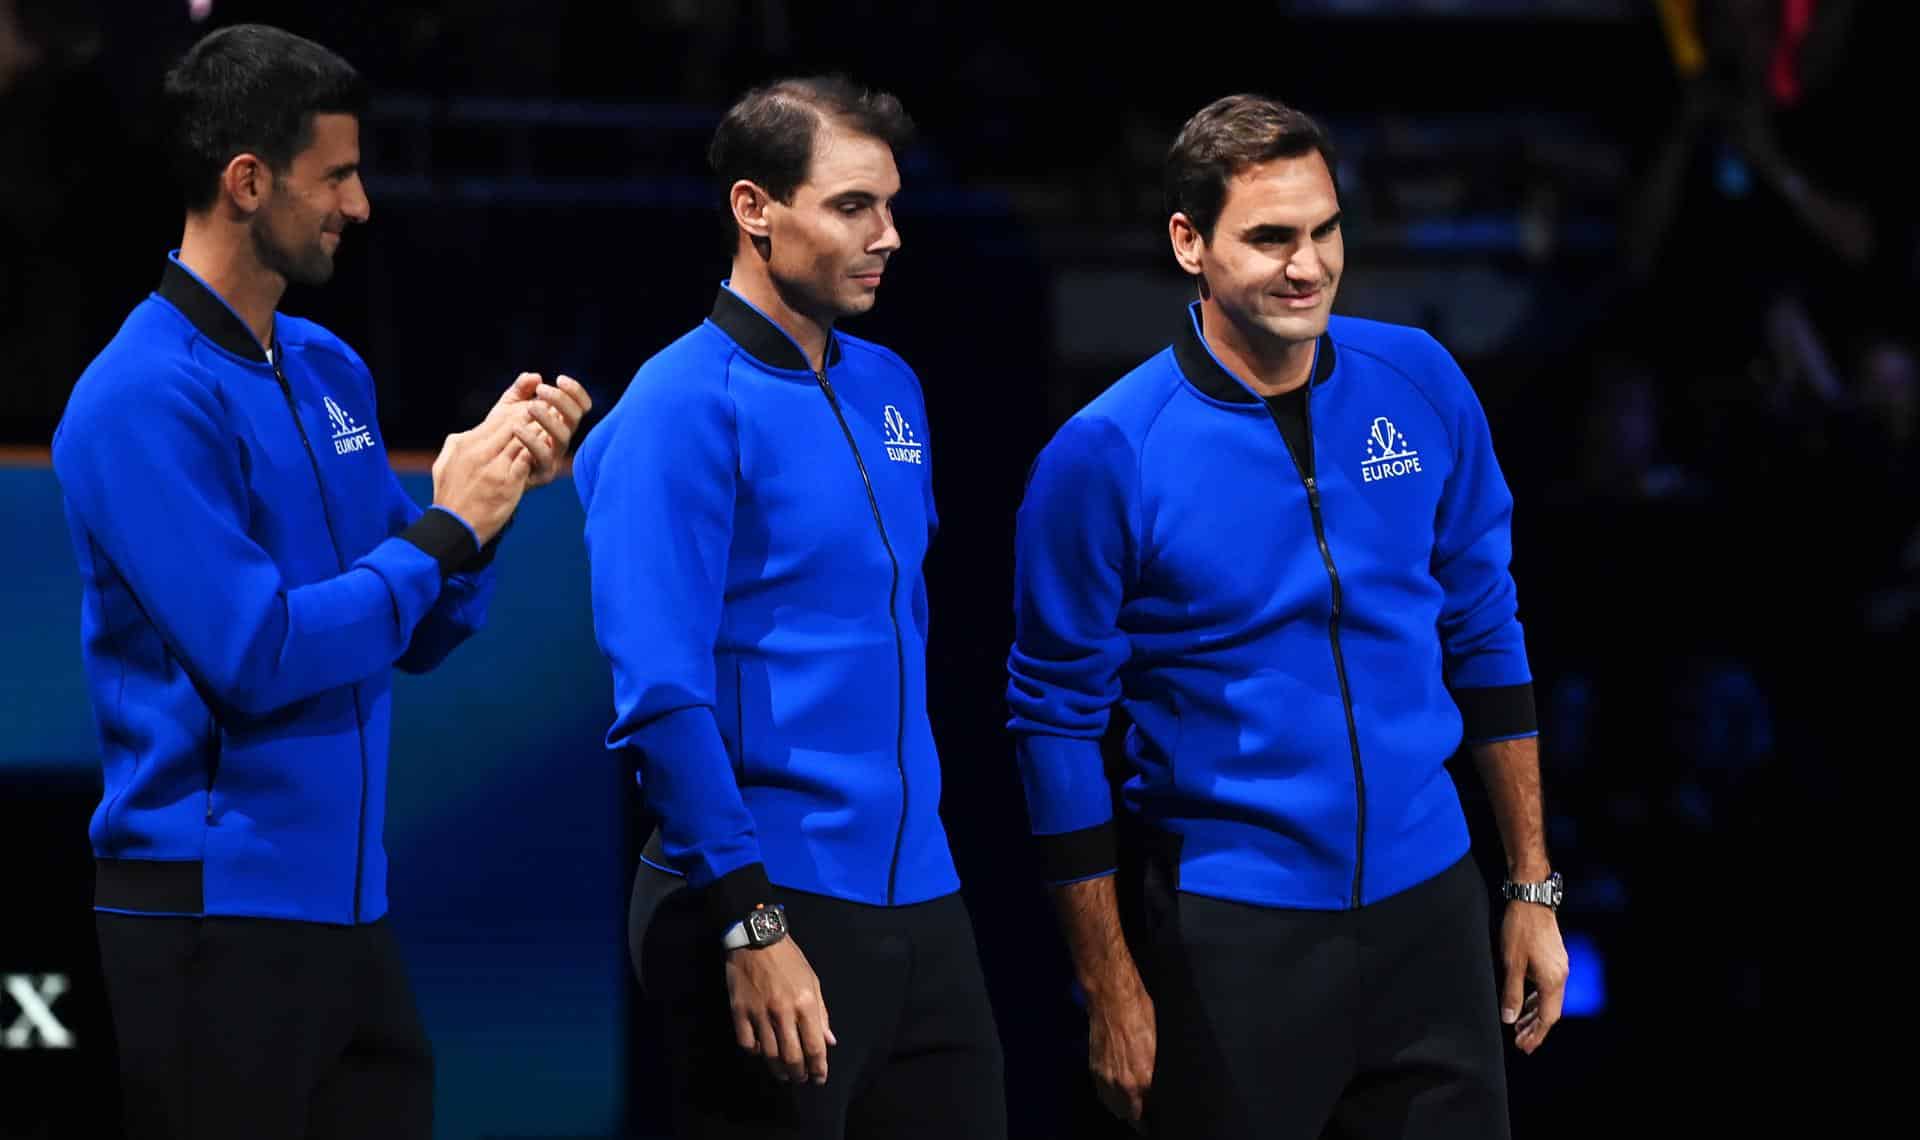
[1265,387,1368,908]
[813,365,910,906]
[271,356,371,922]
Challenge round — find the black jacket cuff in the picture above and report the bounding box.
[704,861,776,942]
[1454,682,1538,741]
[399,508,483,578]
[465,515,511,573]
[1036,820,1118,885]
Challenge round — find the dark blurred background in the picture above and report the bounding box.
[3,0,1904,1136]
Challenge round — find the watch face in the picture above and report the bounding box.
[746,908,785,944]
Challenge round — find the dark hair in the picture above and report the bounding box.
[163,23,367,212]
[1165,95,1338,241]
[708,75,915,206]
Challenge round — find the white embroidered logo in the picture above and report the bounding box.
[325,396,374,456]
[1361,416,1422,483]
[882,404,922,465]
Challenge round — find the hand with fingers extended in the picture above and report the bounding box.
[428,411,538,545]
[725,938,837,1087]
[480,371,594,488]
[1500,899,1570,1055]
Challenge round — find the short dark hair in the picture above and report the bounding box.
[163,24,368,213]
[1165,95,1338,241]
[708,75,915,206]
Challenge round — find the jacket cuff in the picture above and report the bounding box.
[704,861,776,942]
[1036,820,1118,886]
[399,507,482,577]
[465,514,511,573]
[1454,682,1538,742]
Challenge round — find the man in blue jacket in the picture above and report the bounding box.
[575,76,1005,1139]
[52,25,589,1140]
[1007,95,1569,1140]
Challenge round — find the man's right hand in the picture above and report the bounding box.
[429,411,537,545]
[1087,966,1157,1128]
[1051,874,1157,1129]
[725,937,836,1086]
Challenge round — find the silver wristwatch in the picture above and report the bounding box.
[1500,872,1563,910]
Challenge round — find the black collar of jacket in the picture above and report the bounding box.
[157,257,271,363]
[709,284,842,373]
[1173,301,1335,403]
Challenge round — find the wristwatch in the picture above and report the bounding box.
[1500,872,1564,911]
[722,903,789,951]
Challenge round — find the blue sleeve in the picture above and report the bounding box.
[53,367,455,719]
[1426,336,1537,741]
[1005,415,1139,884]
[385,469,497,675]
[577,363,770,926]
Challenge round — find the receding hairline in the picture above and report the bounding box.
[769,92,898,156]
[768,101,902,196]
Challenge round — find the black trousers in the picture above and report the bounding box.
[632,864,1007,1139]
[95,913,433,1140]
[1135,852,1510,1140]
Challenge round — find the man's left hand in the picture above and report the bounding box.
[485,372,593,488]
[1499,899,1568,1055]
